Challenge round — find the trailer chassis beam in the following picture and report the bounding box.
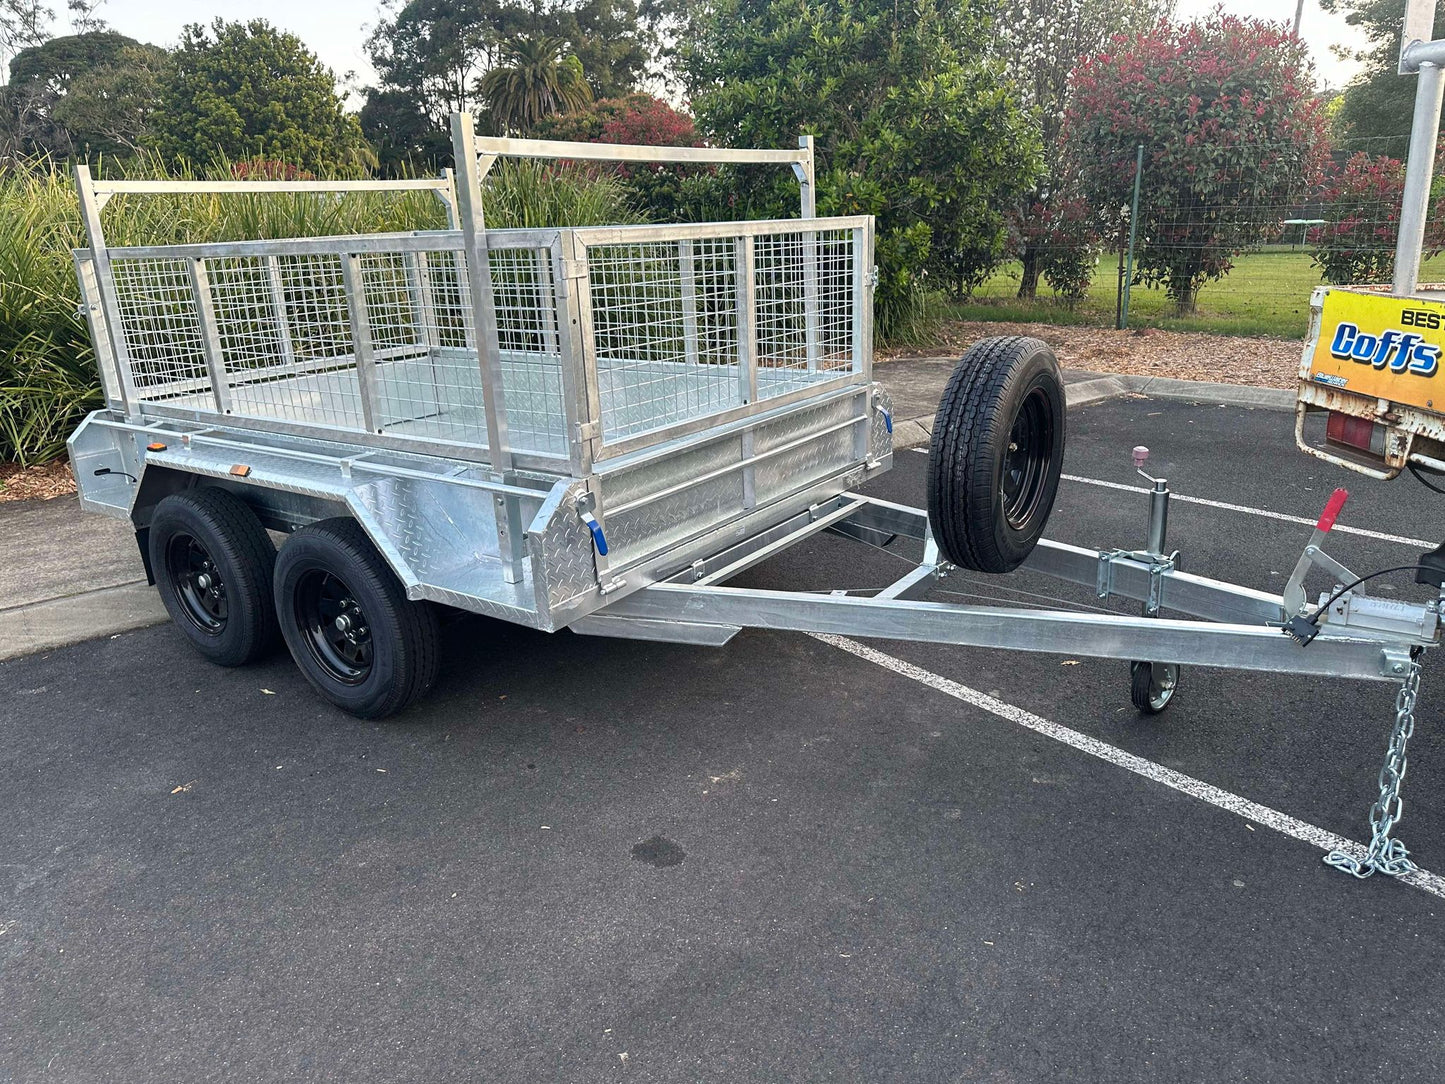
[593,494,1432,681]
[606,581,1419,680]
[833,493,1287,624]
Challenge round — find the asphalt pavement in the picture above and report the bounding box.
[4,394,1445,1082]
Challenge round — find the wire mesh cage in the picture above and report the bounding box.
[86,217,870,469]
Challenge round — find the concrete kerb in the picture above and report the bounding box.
[0,582,169,662]
[888,372,1295,450]
[0,373,1294,662]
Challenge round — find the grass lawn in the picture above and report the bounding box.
[947,250,1445,339]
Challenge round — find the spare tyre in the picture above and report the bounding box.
[927,336,1066,573]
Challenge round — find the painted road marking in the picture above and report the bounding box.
[814,632,1445,899]
[1060,474,1433,547]
[908,447,1431,547]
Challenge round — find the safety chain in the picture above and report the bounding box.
[1325,650,1424,880]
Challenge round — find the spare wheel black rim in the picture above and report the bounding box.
[295,570,373,685]
[1001,388,1054,529]
[167,533,228,634]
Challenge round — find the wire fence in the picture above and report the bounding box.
[968,135,1442,340]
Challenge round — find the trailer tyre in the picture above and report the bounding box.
[274,519,439,720]
[1130,661,1179,714]
[927,337,1066,573]
[148,488,279,666]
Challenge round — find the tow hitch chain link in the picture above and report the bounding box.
[1325,650,1424,880]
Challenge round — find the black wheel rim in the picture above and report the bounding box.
[1001,388,1054,530]
[294,570,373,685]
[166,533,227,634]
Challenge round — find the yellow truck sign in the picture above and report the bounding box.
[1306,288,1445,412]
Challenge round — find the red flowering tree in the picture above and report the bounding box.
[1307,150,1445,284]
[533,93,698,147]
[533,94,702,220]
[1067,13,1330,313]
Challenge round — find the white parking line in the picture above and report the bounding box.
[908,446,1431,547]
[1060,474,1433,548]
[814,632,1445,899]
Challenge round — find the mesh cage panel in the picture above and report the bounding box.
[99,220,865,464]
[585,226,860,442]
[110,258,208,400]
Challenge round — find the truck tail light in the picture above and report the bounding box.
[1326,410,1377,452]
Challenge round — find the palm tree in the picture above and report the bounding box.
[480,36,592,135]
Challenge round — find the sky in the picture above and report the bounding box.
[72,0,1373,96]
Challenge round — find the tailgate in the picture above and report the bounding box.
[1297,285,1445,477]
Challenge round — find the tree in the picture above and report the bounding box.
[0,0,48,69]
[155,19,374,174]
[550,0,651,99]
[2,31,168,158]
[359,88,453,173]
[685,0,1041,334]
[480,34,592,134]
[66,0,105,34]
[1322,0,1445,158]
[990,0,1173,299]
[51,42,167,156]
[365,0,498,129]
[1307,149,1445,283]
[534,93,702,219]
[362,0,653,160]
[1067,13,1330,314]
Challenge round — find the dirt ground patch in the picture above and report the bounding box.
[0,459,76,503]
[884,319,1300,390]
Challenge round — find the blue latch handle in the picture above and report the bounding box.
[879,406,892,434]
[579,509,608,556]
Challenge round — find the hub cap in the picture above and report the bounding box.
[295,571,372,685]
[1001,388,1054,529]
[166,534,227,634]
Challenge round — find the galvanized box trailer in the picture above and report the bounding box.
[68,114,1443,881]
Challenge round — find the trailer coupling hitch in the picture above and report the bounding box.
[1270,494,1439,880]
[1280,488,1444,646]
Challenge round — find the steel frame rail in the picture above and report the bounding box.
[593,495,1433,682]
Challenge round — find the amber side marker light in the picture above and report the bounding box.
[229,464,252,478]
[145,442,167,452]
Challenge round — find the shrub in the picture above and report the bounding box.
[1034,196,1101,306]
[1068,13,1329,314]
[1307,150,1445,285]
[685,0,1041,337]
[533,95,704,222]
